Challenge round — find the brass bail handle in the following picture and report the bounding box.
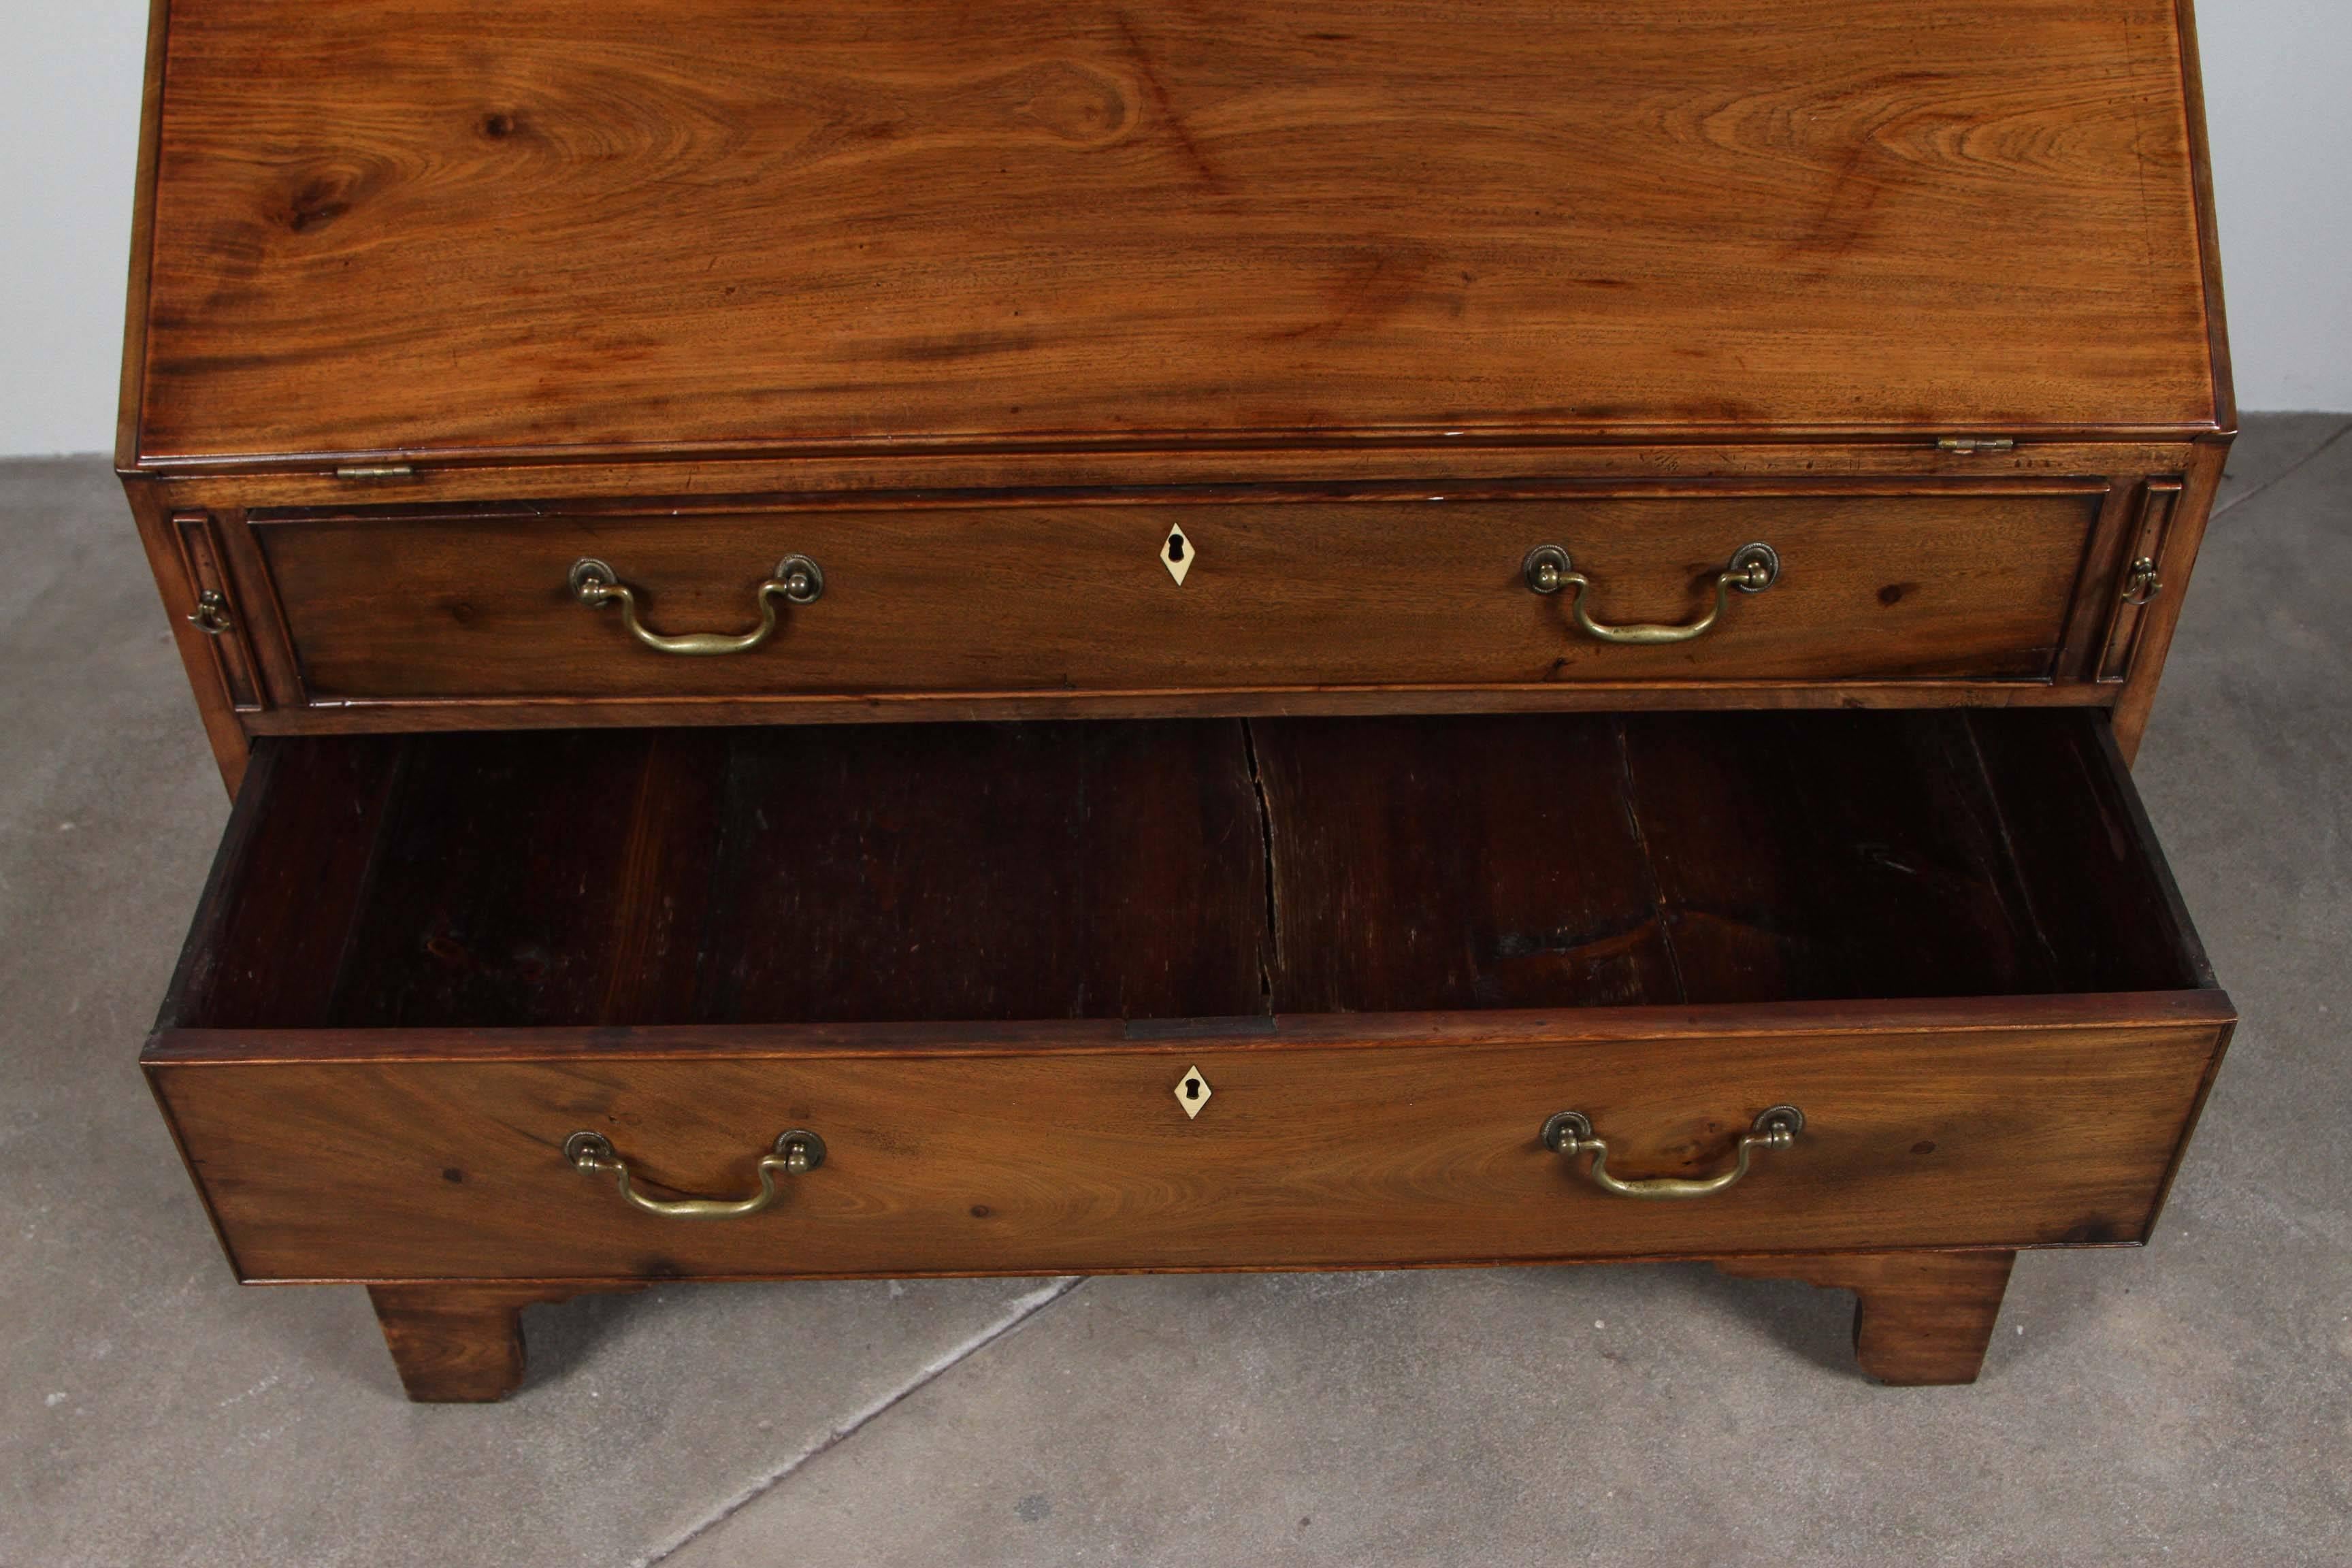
[570,555,823,655]
[1542,1105,1803,1200]
[1523,542,1780,644]
[564,1129,826,1219]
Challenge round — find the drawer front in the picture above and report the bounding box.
[256,489,2100,702]
[152,1004,2226,1283]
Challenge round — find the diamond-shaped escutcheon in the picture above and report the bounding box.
[1174,1065,1212,1118]
[1162,524,1194,585]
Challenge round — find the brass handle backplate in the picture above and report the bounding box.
[564,1129,826,1219]
[1542,1105,1803,1200]
[570,555,823,655]
[1523,542,1779,644]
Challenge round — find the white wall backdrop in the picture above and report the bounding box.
[2197,0,2352,412]
[0,1,2345,455]
[1,3,150,456]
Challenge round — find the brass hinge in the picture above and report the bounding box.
[1936,437,2016,454]
[334,463,415,480]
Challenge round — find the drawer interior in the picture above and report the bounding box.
[165,710,2209,1033]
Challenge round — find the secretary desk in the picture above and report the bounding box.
[120,0,2237,1398]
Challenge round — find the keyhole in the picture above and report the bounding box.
[1167,533,1186,564]
[1185,1078,1201,1099]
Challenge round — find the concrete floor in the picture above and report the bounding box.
[1,416,2346,1567]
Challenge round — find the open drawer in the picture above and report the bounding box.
[150,709,2230,1296]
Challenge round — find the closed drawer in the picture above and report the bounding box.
[148,709,2230,1284]
[252,486,2104,704]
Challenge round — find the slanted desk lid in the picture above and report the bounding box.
[127,0,2226,470]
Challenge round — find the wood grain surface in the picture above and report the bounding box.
[252,489,2101,701]
[1252,710,2202,1013]
[163,710,2206,1033]
[131,0,2219,466]
[157,440,2211,512]
[156,1012,2227,1281]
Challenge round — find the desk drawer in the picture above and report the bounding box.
[148,710,2228,1285]
[255,488,2102,704]
[156,1007,2223,1281]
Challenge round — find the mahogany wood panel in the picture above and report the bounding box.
[1252,715,1680,1013]
[1965,708,2215,992]
[1616,712,2045,1002]
[254,491,2100,702]
[164,734,404,1031]
[325,729,732,1030]
[310,722,1271,1029]
[152,1011,2227,1281]
[131,0,2217,468]
[163,712,2205,1034]
[1250,710,2201,1010]
[696,721,1269,1025]
[1717,1250,2017,1385]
